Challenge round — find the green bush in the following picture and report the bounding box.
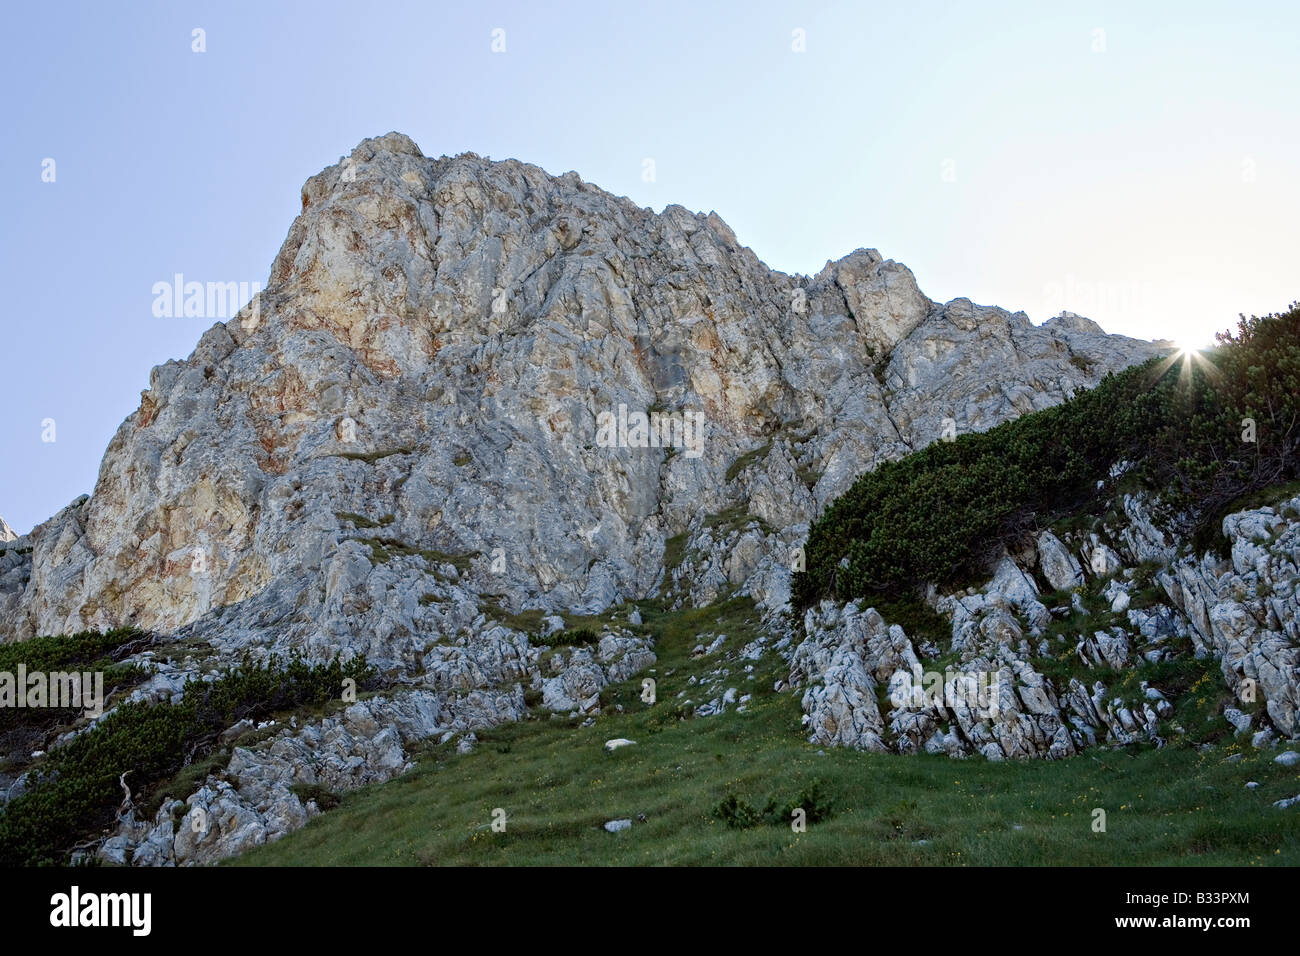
[0,627,148,674]
[714,792,763,829]
[0,651,374,866]
[0,629,149,738]
[546,628,600,647]
[290,782,341,811]
[715,780,835,830]
[766,779,834,825]
[794,303,1300,608]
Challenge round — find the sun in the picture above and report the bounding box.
[1149,334,1221,387]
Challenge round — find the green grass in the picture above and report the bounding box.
[796,463,820,492]
[474,597,640,640]
[658,532,690,596]
[233,599,1300,867]
[336,512,395,530]
[725,442,773,483]
[702,506,775,538]
[335,446,414,464]
[357,537,478,574]
[477,596,548,634]
[291,782,342,812]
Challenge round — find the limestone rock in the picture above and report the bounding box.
[1037,530,1084,591]
[0,132,1161,652]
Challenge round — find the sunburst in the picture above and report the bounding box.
[1147,339,1220,389]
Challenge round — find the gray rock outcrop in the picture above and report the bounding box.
[788,492,1300,758]
[0,132,1160,656]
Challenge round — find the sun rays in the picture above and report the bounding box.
[1159,340,1216,390]
[1147,340,1222,389]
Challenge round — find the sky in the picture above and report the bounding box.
[2,0,1297,534]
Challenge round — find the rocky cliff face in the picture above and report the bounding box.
[0,132,1159,664]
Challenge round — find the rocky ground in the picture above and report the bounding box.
[789,491,1300,764]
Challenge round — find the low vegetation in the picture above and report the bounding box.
[0,652,374,866]
[234,597,1299,866]
[0,629,150,802]
[795,304,1300,608]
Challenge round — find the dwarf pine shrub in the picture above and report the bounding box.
[0,651,373,866]
[794,303,1300,607]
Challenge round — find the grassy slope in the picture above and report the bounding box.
[235,598,1300,867]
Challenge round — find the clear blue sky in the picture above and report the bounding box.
[3,0,1297,534]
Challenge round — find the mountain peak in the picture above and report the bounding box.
[2,138,1159,652]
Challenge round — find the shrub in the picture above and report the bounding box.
[0,629,149,740]
[714,793,762,829]
[0,627,148,675]
[0,651,374,866]
[766,779,834,825]
[794,303,1300,608]
[290,782,341,811]
[546,628,600,647]
[714,780,835,830]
